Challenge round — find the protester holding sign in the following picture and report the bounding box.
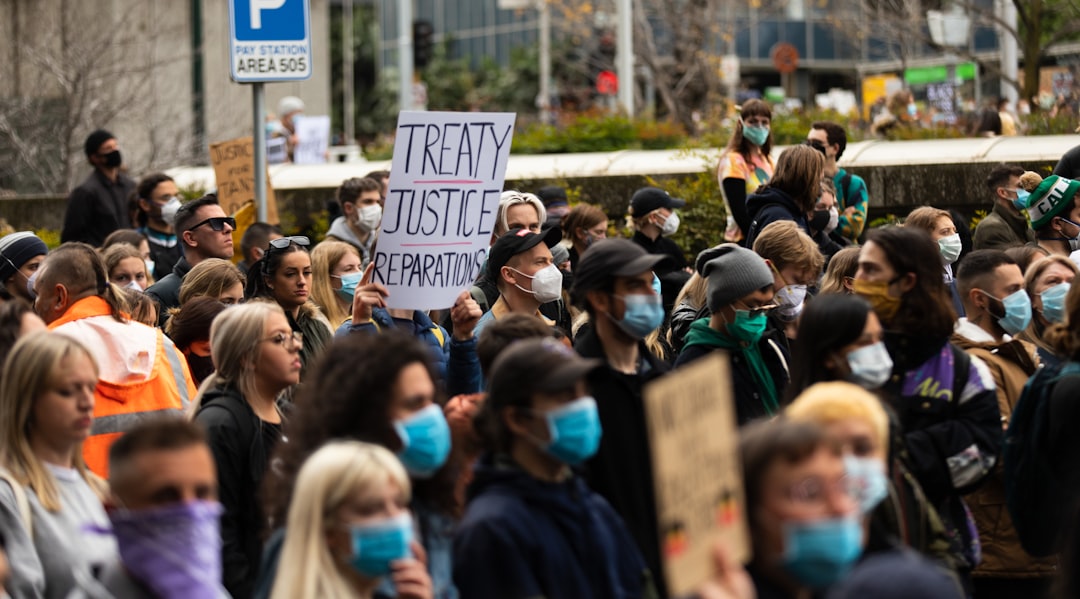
[454,338,655,599]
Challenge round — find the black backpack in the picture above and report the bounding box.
[1003,361,1080,556]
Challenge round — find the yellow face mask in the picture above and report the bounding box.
[853,278,902,324]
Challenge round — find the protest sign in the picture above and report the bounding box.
[267,136,288,164]
[209,136,279,224]
[643,351,750,597]
[292,114,331,164]
[373,111,516,310]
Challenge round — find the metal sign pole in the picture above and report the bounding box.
[253,82,268,222]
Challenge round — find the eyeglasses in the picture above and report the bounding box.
[736,301,777,316]
[784,475,854,505]
[268,236,311,250]
[186,216,236,232]
[262,331,303,347]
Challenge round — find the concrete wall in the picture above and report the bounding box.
[0,158,1057,236]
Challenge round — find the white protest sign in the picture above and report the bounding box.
[292,114,331,164]
[373,111,516,311]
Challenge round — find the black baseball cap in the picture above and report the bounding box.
[536,186,569,208]
[489,338,602,400]
[487,226,562,279]
[629,187,685,217]
[570,238,671,303]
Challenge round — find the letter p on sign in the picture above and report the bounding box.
[251,0,287,29]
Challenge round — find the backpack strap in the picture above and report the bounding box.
[951,345,971,404]
[840,172,854,207]
[0,469,32,537]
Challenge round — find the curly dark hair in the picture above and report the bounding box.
[262,332,459,526]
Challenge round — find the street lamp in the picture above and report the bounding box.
[926,3,971,122]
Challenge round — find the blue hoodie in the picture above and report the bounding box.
[453,455,653,599]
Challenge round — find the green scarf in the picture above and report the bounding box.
[682,317,779,415]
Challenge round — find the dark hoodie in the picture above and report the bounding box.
[744,187,809,249]
[453,455,654,599]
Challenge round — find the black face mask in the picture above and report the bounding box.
[185,353,215,386]
[560,268,574,291]
[103,150,122,168]
[809,209,830,232]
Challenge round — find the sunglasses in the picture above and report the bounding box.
[187,216,236,232]
[268,236,311,250]
[803,139,827,155]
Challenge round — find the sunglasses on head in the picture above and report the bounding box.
[268,236,311,250]
[186,216,236,232]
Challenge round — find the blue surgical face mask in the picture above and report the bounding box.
[349,513,414,578]
[651,273,663,297]
[781,516,863,589]
[333,271,364,302]
[742,122,770,147]
[843,455,889,514]
[393,404,451,478]
[1013,188,1030,210]
[1041,282,1070,324]
[533,396,603,465]
[608,293,664,340]
[986,289,1033,336]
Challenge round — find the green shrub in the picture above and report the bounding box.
[644,150,726,261]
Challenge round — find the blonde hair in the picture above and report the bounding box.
[102,243,153,286]
[495,191,546,236]
[0,332,107,511]
[310,241,360,327]
[269,441,411,599]
[190,302,285,416]
[178,259,246,306]
[786,381,890,458]
[820,246,861,295]
[752,220,825,279]
[1019,255,1080,354]
[115,284,158,327]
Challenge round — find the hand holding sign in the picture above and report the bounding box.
[450,290,483,341]
[698,543,756,599]
[351,263,389,324]
[373,111,516,311]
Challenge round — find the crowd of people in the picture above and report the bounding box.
[1,118,1080,599]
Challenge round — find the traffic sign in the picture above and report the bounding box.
[229,0,312,82]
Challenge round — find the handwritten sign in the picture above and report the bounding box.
[643,351,750,597]
[292,114,331,164]
[209,137,279,224]
[373,111,516,310]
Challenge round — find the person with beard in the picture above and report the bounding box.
[62,129,136,246]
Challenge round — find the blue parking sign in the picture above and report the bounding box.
[229,0,312,82]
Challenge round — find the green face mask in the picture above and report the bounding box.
[728,309,767,343]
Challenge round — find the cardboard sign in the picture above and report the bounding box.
[209,137,279,224]
[292,114,331,164]
[372,111,516,310]
[643,351,750,597]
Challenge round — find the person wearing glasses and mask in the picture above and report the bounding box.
[676,244,789,425]
[192,302,302,599]
[244,236,333,379]
[146,194,235,325]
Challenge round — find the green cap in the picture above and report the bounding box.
[1026,175,1080,229]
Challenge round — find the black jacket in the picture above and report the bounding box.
[61,169,136,246]
[673,327,791,425]
[146,255,193,326]
[453,455,652,599]
[575,328,670,596]
[744,187,809,249]
[194,384,283,599]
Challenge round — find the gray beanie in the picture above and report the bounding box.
[703,243,774,312]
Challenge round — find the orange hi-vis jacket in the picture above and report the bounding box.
[48,296,196,476]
